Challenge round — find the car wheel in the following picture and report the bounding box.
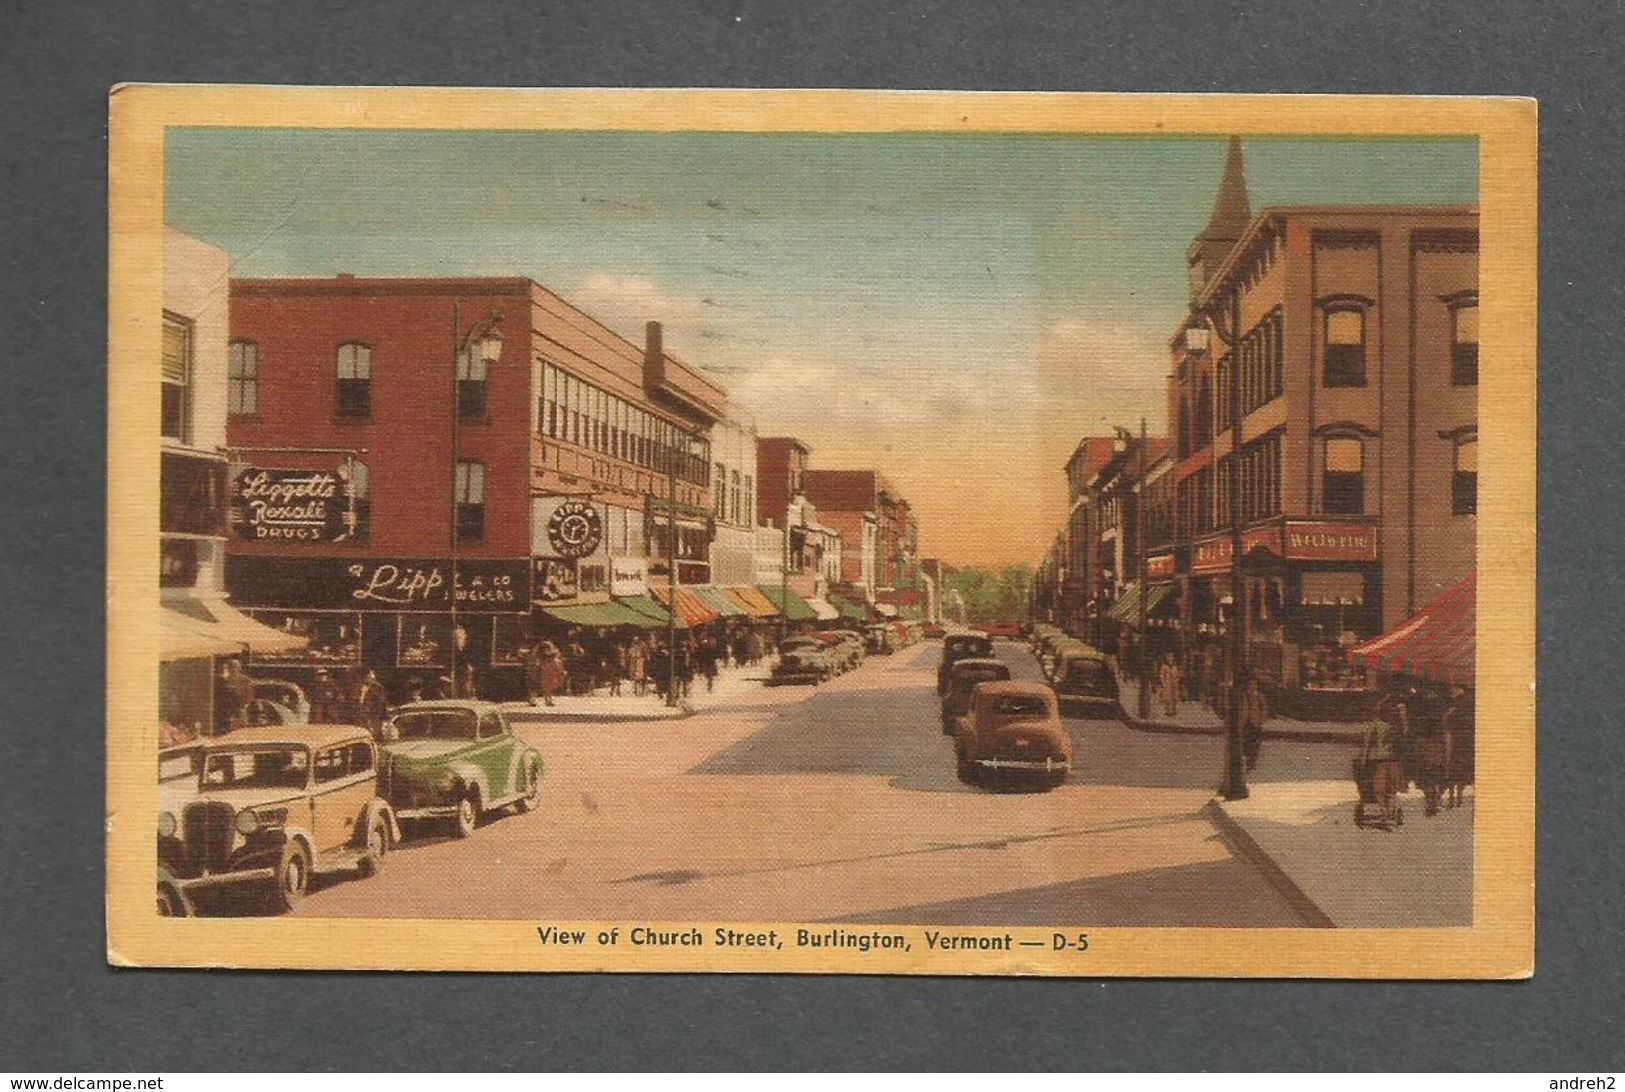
[453,793,479,839]
[358,814,389,877]
[273,841,311,912]
[157,874,189,918]
[515,757,542,813]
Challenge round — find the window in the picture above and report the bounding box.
[457,345,488,421]
[1323,307,1367,388]
[1323,437,1365,515]
[455,460,486,543]
[340,459,370,542]
[1451,302,1478,386]
[744,474,753,526]
[1453,437,1477,515]
[731,470,742,524]
[714,463,726,518]
[335,343,372,421]
[161,314,192,442]
[228,341,259,416]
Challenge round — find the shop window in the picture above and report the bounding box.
[1453,437,1478,515]
[161,314,192,442]
[457,344,488,421]
[228,340,259,417]
[335,343,372,421]
[1322,437,1365,515]
[160,451,227,536]
[455,459,486,543]
[1323,307,1367,388]
[160,538,200,588]
[1451,301,1479,386]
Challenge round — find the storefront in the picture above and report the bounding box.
[159,598,311,737]
[226,554,532,702]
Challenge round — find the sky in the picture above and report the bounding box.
[166,129,1476,567]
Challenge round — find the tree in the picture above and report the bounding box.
[946,565,1034,624]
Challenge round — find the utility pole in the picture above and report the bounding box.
[667,428,680,708]
[1136,415,1151,721]
[449,301,462,693]
[1221,287,1249,800]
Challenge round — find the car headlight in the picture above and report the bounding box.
[234,809,260,836]
[436,772,458,796]
[157,811,176,838]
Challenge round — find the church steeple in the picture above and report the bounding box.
[1187,136,1252,298]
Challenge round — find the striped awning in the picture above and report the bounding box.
[1350,572,1476,685]
[724,586,781,619]
[692,585,749,618]
[650,585,722,627]
[1106,582,1175,627]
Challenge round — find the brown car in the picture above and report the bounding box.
[939,657,1013,734]
[953,681,1072,791]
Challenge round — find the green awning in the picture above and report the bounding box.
[827,593,870,623]
[692,586,748,617]
[758,584,818,622]
[610,595,678,630]
[1107,583,1176,627]
[541,601,658,629]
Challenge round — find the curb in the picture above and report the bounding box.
[504,703,695,724]
[1201,799,1337,929]
[1115,704,1361,746]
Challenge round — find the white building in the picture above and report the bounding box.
[708,414,760,587]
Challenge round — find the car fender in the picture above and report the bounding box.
[445,761,490,806]
[356,796,401,847]
[157,865,194,917]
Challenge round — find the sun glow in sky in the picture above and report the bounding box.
[167,129,1475,567]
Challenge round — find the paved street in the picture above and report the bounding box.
[283,640,1349,927]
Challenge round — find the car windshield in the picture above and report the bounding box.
[991,696,1050,717]
[202,747,309,790]
[956,669,1007,688]
[392,710,479,741]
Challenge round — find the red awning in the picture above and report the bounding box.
[649,585,721,627]
[1350,572,1476,685]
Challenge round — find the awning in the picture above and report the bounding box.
[162,599,309,663]
[650,585,722,627]
[1106,583,1176,627]
[615,594,676,629]
[724,586,781,620]
[692,586,749,618]
[1350,572,1475,685]
[758,584,818,622]
[829,593,873,623]
[804,597,841,622]
[872,602,899,619]
[541,601,656,629]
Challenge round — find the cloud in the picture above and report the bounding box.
[1034,316,1171,400]
[571,272,711,344]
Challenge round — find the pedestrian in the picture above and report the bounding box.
[456,661,479,701]
[628,636,648,697]
[521,642,544,706]
[699,637,719,694]
[1441,685,1474,809]
[215,659,256,733]
[538,641,566,707]
[309,668,342,722]
[674,637,693,699]
[565,636,588,695]
[1158,652,1182,717]
[405,676,426,704]
[1358,708,1406,829]
[609,639,628,697]
[648,641,670,701]
[1239,672,1270,771]
[356,669,389,735]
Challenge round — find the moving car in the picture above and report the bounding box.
[1051,648,1119,716]
[380,701,544,838]
[769,635,838,685]
[937,632,996,694]
[243,679,311,726]
[977,621,1025,640]
[953,681,1072,791]
[156,725,398,913]
[939,657,1013,734]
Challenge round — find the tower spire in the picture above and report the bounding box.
[1187,136,1252,297]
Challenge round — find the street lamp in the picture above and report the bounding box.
[448,303,504,694]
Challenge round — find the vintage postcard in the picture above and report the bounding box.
[107,88,1535,976]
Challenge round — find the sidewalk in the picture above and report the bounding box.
[501,660,774,723]
[1205,780,1474,928]
[1110,665,1361,744]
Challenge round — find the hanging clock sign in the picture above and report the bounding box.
[547,500,603,559]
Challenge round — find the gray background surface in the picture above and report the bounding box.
[0,0,1616,1071]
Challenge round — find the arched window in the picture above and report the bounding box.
[335,343,372,421]
[1450,298,1478,386]
[1322,436,1365,515]
[1322,305,1368,388]
[1453,435,1477,515]
[228,341,259,417]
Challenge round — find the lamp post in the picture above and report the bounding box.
[448,302,504,694]
[1135,415,1151,721]
[667,428,680,707]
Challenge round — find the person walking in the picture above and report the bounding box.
[215,660,256,733]
[608,639,628,697]
[1239,672,1270,772]
[538,642,567,707]
[455,661,479,701]
[1158,652,1182,717]
[356,669,389,736]
[628,636,648,697]
[1442,685,1474,809]
[1359,708,1406,829]
[309,668,342,723]
[698,637,719,694]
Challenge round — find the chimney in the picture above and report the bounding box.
[644,320,664,390]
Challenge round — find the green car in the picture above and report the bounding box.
[380,701,543,838]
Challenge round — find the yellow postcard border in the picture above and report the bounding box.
[107,87,1536,977]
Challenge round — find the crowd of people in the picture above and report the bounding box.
[517,626,772,706]
[1358,684,1476,825]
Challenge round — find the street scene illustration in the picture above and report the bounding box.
[152,126,1477,930]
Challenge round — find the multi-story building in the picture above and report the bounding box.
[1060,436,1124,637]
[158,229,304,736]
[803,469,917,608]
[756,436,844,615]
[1163,138,1477,712]
[707,414,761,587]
[223,276,730,697]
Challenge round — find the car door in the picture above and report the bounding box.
[475,710,520,801]
[310,740,376,855]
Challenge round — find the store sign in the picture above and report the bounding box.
[610,557,648,597]
[230,466,361,543]
[547,501,603,559]
[1146,553,1176,581]
[533,557,579,603]
[225,556,530,612]
[1285,521,1379,562]
[1190,526,1284,574]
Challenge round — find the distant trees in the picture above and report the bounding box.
[945,565,1034,624]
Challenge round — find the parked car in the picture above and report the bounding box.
[937,632,996,694]
[1052,648,1119,716]
[380,701,544,838]
[922,622,947,639]
[156,725,398,913]
[865,624,896,655]
[821,630,866,672]
[244,679,310,726]
[769,636,838,685]
[1041,637,1095,682]
[953,681,1072,791]
[939,657,1013,734]
[977,621,1025,640]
